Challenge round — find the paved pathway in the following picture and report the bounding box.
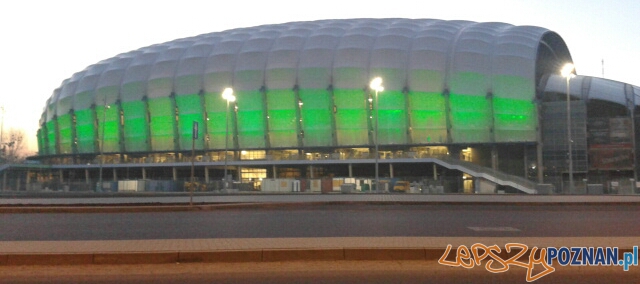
[3,193,640,205]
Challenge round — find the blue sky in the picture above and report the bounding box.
[1,0,638,153]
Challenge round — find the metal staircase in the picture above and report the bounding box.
[428,157,538,194]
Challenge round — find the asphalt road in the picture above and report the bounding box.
[2,204,639,241]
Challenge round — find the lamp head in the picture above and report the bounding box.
[222,87,235,102]
[369,77,384,92]
[561,63,575,78]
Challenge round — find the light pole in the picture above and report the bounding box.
[370,77,384,193]
[561,63,575,194]
[222,87,235,191]
[0,106,4,147]
[98,99,109,192]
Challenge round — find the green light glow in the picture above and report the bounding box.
[96,104,120,152]
[175,94,205,150]
[39,70,539,155]
[236,90,266,148]
[45,120,56,154]
[266,89,297,147]
[203,91,235,150]
[299,89,332,147]
[493,97,536,142]
[334,89,368,146]
[57,114,73,154]
[74,109,95,153]
[121,101,149,152]
[449,94,491,143]
[147,98,175,151]
[377,90,407,145]
[408,91,447,144]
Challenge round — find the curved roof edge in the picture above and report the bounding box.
[542,74,640,108]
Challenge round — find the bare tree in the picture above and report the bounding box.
[1,128,26,163]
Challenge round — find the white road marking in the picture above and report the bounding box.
[467,226,521,232]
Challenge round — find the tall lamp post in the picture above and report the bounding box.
[561,63,576,194]
[370,77,384,193]
[222,87,235,191]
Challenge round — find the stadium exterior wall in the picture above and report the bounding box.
[36,18,573,157]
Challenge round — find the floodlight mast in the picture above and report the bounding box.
[561,63,575,194]
[222,88,235,192]
[370,77,384,193]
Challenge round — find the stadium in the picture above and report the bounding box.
[8,18,639,194]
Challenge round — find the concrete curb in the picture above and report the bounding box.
[2,200,640,214]
[0,248,450,266]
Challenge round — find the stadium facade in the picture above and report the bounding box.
[12,18,640,194]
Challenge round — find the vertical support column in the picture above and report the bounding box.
[70,110,78,155]
[348,163,353,178]
[272,165,277,179]
[389,164,394,178]
[536,99,544,184]
[53,115,61,155]
[59,169,64,183]
[309,165,314,179]
[443,89,453,144]
[491,145,498,171]
[433,163,437,181]
[329,85,338,147]
[26,170,31,190]
[198,90,210,151]
[403,87,412,144]
[172,167,177,181]
[170,92,180,151]
[294,85,304,148]
[237,166,242,182]
[261,86,271,149]
[142,96,153,151]
[85,168,89,184]
[142,167,147,180]
[113,168,117,182]
[205,167,209,183]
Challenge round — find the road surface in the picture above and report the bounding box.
[2,204,639,241]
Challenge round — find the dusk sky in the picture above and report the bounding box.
[1,0,638,154]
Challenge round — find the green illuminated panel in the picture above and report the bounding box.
[96,105,120,153]
[266,89,297,148]
[299,89,332,147]
[449,94,491,143]
[236,90,266,148]
[45,120,56,154]
[121,101,149,152]
[377,90,407,145]
[334,89,368,146]
[492,75,536,142]
[204,92,234,150]
[408,92,447,143]
[37,128,45,155]
[74,109,96,153]
[148,97,176,151]
[176,94,205,150]
[493,98,536,142]
[57,114,73,154]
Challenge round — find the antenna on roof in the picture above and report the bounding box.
[601,59,605,78]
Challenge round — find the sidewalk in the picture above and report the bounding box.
[1,236,638,266]
[3,193,640,206]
